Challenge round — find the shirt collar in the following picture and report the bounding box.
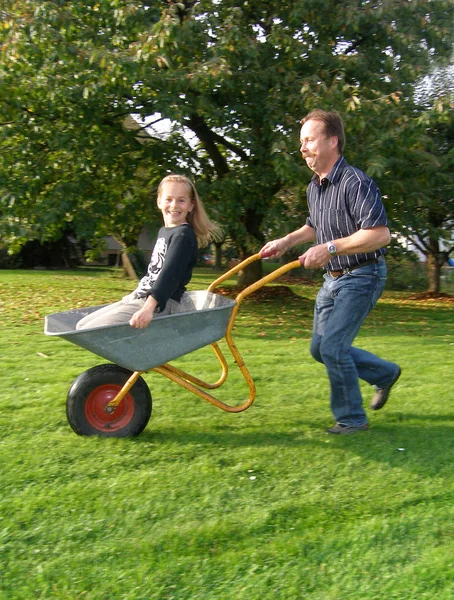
[311,156,346,186]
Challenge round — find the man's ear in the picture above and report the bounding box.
[330,136,339,150]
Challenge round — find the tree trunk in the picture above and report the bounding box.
[427,236,442,293]
[121,250,138,280]
[237,258,263,287]
[427,254,441,293]
[235,207,265,286]
[214,242,223,269]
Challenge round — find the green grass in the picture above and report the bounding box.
[0,267,453,600]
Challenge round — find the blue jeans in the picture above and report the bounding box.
[310,259,399,426]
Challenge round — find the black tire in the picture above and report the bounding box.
[66,364,152,437]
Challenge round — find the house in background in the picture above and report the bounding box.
[101,228,157,267]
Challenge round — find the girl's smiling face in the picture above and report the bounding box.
[157,180,194,227]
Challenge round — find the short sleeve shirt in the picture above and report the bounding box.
[305,156,388,270]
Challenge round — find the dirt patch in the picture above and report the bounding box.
[215,286,454,304]
[276,275,319,286]
[406,292,454,303]
[215,285,302,302]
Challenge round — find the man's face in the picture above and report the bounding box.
[299,119,338,176]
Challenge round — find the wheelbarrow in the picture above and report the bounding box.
[44,253,302,437]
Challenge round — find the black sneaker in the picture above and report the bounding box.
[370,367,401,411]
[326,423,369,435]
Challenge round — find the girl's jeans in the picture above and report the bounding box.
[310,260,399,426]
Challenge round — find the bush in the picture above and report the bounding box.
[0,249,23,269]
[385,253,428,291]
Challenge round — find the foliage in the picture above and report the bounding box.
[0,1,181,251]
[396,103,454,272]
[366,93,454,292]
[1,0,453,265]
[0,248,22,268]
[1,267,453,599]
[385,250,429,292]
[337,63,454,293]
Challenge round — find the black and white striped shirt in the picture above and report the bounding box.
[306,156,388,271]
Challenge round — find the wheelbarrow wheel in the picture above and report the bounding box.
[66,364,152,438]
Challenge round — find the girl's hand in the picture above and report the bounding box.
[129,306,155,329]
[129,295,158,329]
[129,307,155,329]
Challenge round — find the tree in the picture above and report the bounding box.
[342,68,454,293]
[389,97,454,292]
[1,0,453,286]
[405,67,454,292]
[0,1,188,257]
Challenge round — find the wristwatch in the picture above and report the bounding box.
[327,241,337,256]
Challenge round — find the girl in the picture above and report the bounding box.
[77,174,221,330]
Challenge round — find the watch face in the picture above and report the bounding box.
[328,243,336,255]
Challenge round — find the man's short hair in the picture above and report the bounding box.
[301,109,345,154]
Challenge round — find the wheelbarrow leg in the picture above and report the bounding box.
[105,370,144,411]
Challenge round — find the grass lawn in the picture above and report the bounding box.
[0,266,453,600]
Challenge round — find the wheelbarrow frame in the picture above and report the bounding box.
[102,253,302,414]
[45,253,303,435]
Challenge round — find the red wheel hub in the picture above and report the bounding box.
[85,384,135,431]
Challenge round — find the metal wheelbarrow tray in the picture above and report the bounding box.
[44,291,236,372]
[44,253,302,438]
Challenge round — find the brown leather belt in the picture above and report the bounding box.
[328,257,382,278]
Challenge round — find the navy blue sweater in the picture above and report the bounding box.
[134,224,198,311]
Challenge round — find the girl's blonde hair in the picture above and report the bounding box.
[157,174,223,248]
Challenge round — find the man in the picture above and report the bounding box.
[261,109,401,434]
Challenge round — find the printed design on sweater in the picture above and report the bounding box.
[148,237,167,283]
[136,237,167,295]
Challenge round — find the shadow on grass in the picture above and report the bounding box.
[138,427,312,448]
[138,419,454,443]
[388,412,454,422]
[233,296,453,342]
[134,416,454,477]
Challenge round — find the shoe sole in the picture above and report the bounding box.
[327,426,369,435]
[370,367,401,410]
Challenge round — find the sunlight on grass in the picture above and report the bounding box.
[0,267,453,599]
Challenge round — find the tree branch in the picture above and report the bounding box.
[185,113,249,176]
[343,38,363,55]
[406,235,429,256]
